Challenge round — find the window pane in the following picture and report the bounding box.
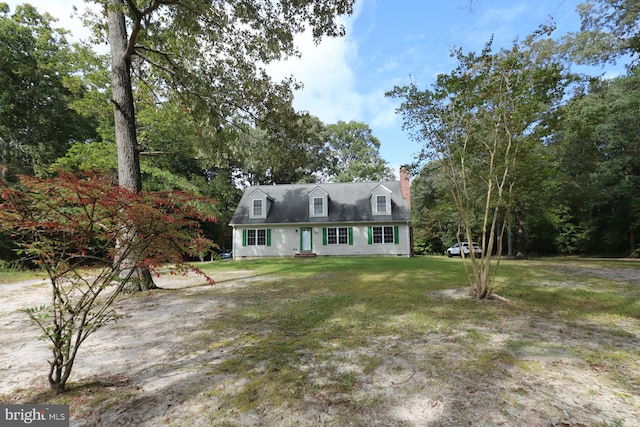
[247,229,268,246]
[338,227,348,244]
[257,229,266,245]
[383,226,394,243]
[247,229,256,245]
[327,227,337,245]
[373,226,383,243]
[376,195,386,213]
[313,197,323,215]
[253,199,262,216]
[371,226,394,244]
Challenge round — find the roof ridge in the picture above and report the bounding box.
[248,180,400,188]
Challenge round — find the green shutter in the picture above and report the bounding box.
[367,226,373,245]
[266,229,271,246]
[322,228,327,246]
[394,225,399,244]
[242,229,247,247]
[348,227,353,245]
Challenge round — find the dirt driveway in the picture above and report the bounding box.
[1,264,639,426]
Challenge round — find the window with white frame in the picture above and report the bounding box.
[327,227,348,245]
[252,199,263,217]
[313,197,324,216]
[372,226,394,244]
[247,229,267,246]
[376,195,387,214]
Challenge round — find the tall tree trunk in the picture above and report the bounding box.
[107,0,155,290]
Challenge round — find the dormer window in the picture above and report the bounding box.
[313,197,324,215]
[248,188,271,219]
[376,195,387,214]
[371,184,392,215]
[253,199,263,217]
[309,186,329,217]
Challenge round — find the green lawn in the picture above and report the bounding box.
[5,256,640,426]
[0,267,46,284]
[187,257,640,425]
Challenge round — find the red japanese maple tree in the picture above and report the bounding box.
[0,171,216,392]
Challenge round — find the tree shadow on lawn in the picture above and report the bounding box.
[452,284,640,425]
[387,282,640,426]
[27,269,418,423]
[10,265,640,426]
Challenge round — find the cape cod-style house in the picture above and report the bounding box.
[228,169,413,259]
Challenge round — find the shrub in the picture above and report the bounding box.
[0,170,216,392]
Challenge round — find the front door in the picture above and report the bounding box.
[301,227,312,252]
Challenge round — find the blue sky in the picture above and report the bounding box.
[8,0,619,175]
[267,0,620,173]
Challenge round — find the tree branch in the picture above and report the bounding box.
[134,50,177,78]
[139,150,181,156]
[123,0,179,60]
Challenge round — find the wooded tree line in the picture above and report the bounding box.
[402,1,640,259]
[408,70,640,258]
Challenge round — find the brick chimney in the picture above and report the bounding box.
[400,166,411,209]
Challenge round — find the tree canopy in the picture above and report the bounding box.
[0,3,96,179]
[405,6,640,259]
[562,0,640,67]
[95,0,353,192]
[550,72,640,255]
[325,121,395,182]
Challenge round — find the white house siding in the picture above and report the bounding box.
[232,223,412,259]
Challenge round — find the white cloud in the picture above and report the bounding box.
[269,33,360,118]
[377,58,400,74]
[365,92,398,128]
[266,11,364,124]
[5,0,97,44]
[477,3,529,26]
[456,3,548,52]
[266,0,398,128]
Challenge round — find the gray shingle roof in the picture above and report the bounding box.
[229,181,411,225]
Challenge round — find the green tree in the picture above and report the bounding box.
[97,0,353,193]
[325,120,395,182]
[53,92,240,250]
[389,28,565,299]
[508,139,560,258]
[551,73,640,256]
[411,144,562,259]
[0,3,96,178]
[230,114,331,185]
[562,0,640,67]
[410,162,458,255]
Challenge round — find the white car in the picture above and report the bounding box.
[446,242,482,258]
